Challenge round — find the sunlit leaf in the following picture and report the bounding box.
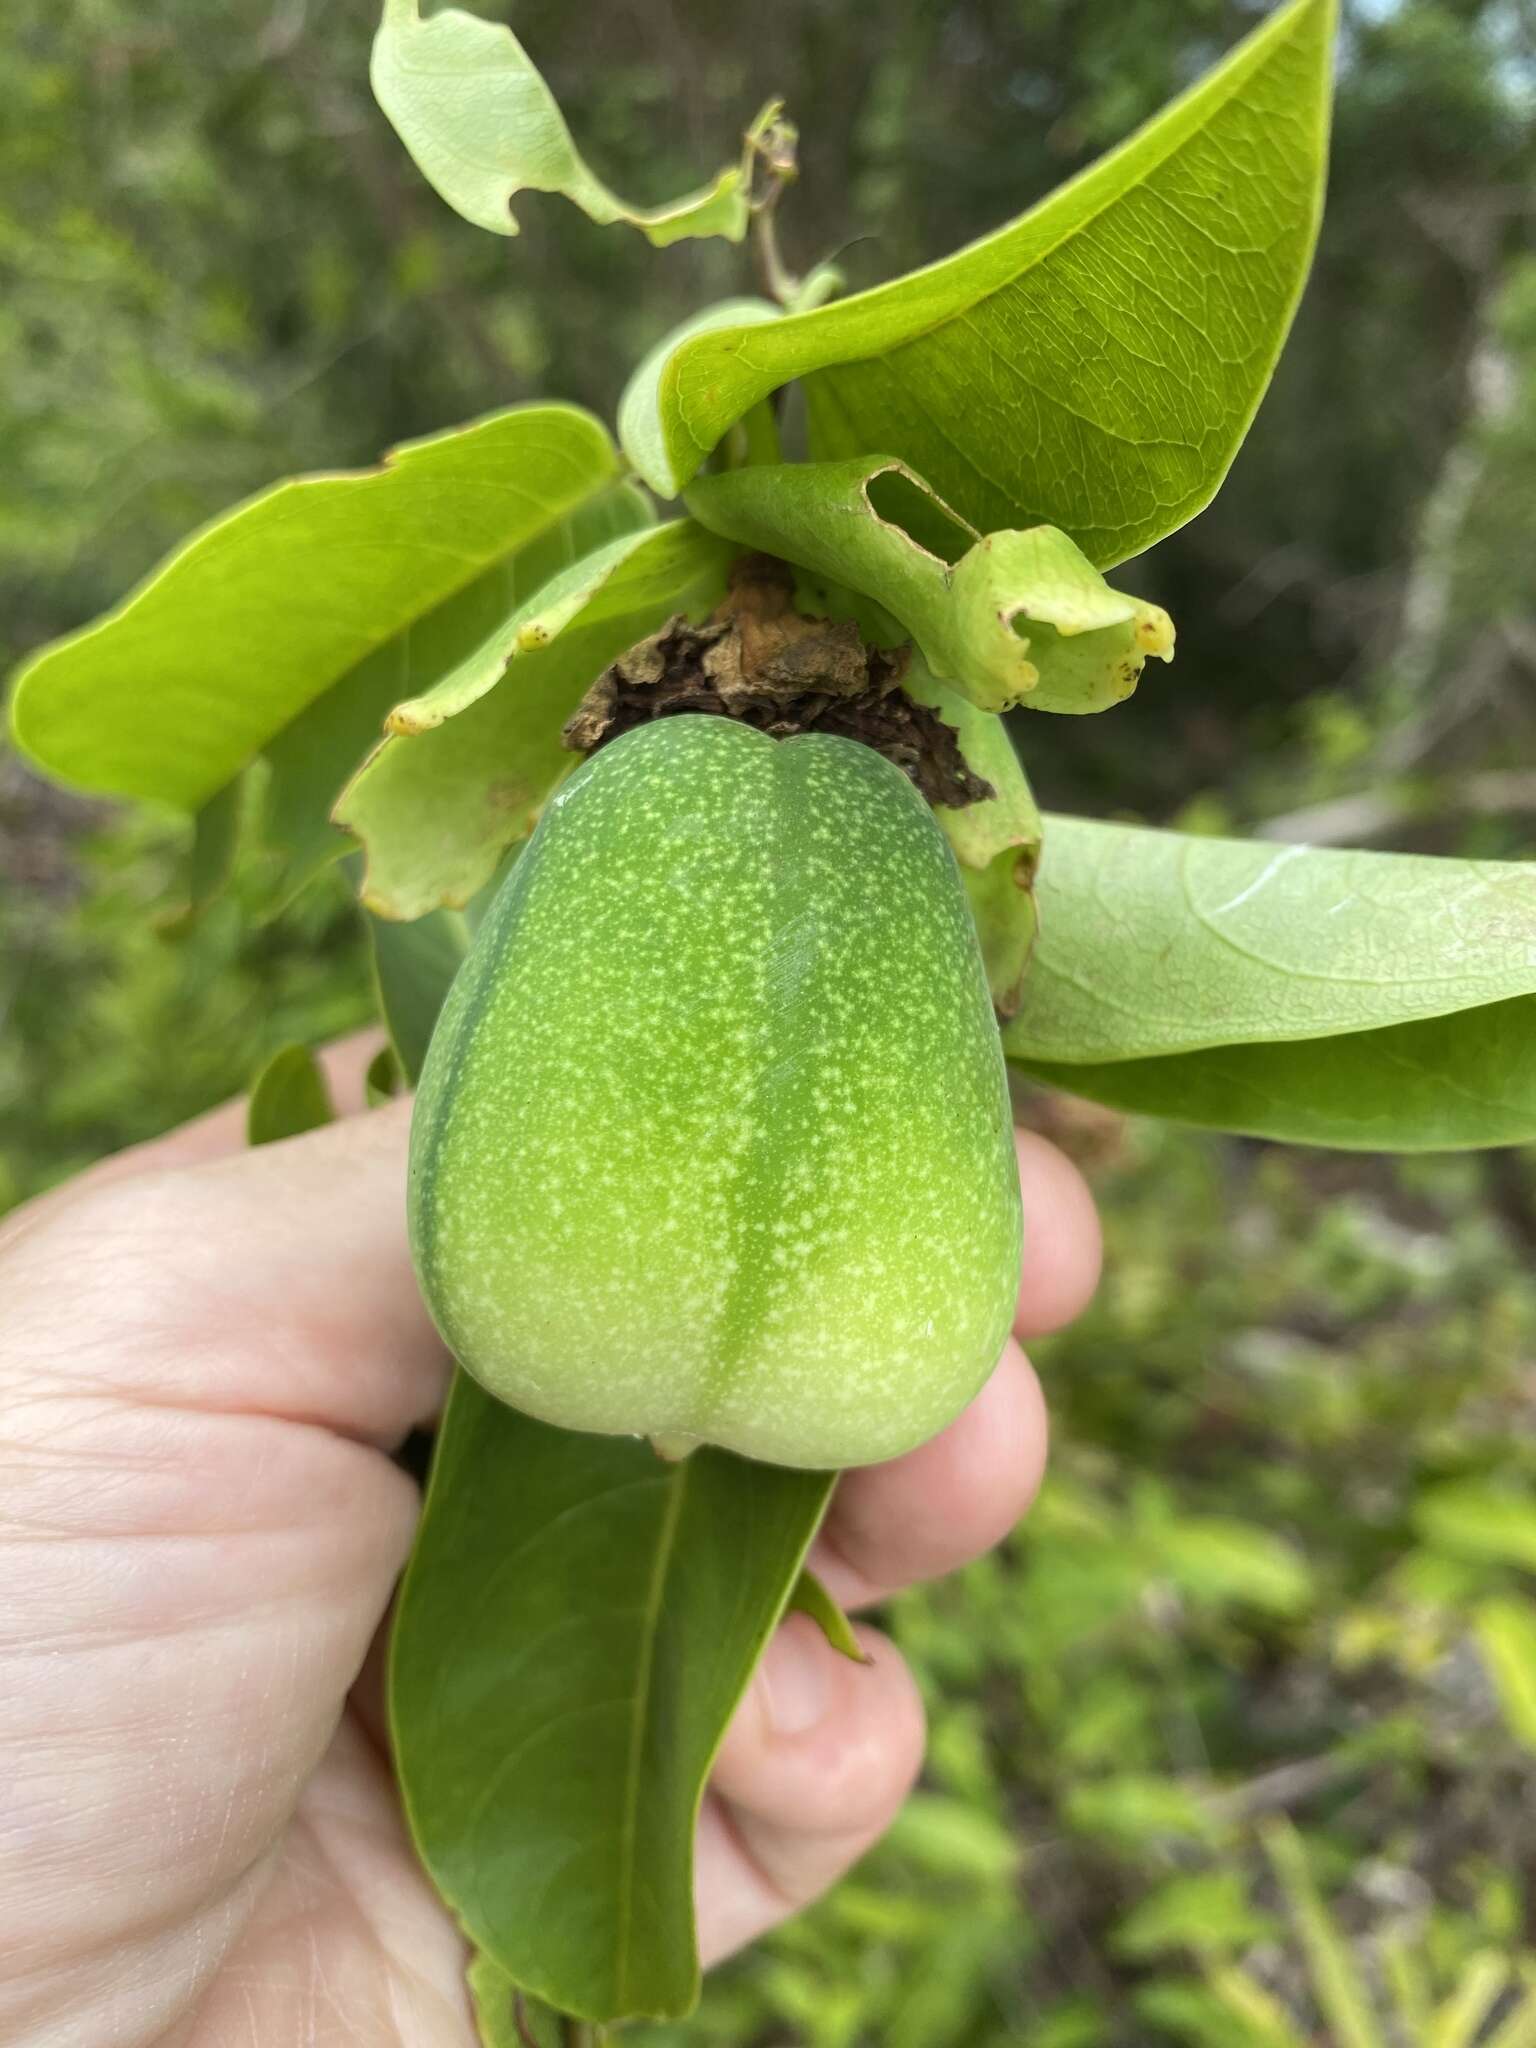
[1154,1516,1312,1616]
[9,405,622,810]
[372,0,752,245]
[339,520,734,920]
[1427,1951,1514,2048]
[624,0,1336,564]
[1113,1872,1275,1961]
[1476,1599,1536,1751]
[1263,1821,1383,2048]
[1064,1775,1220,1847]
[258,482,651,907]
[687,458,1173,714]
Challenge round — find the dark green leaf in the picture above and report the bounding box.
[391,1378,834,2021]
[1014,994,1536,1151]
[369,908,470,1085]
[246,1044,336,1146]
[365,1044,402,1107]
[623,0,1336,564]
[164,774,245,928]
[787,1567,867,1663]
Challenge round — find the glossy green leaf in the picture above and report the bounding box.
[339,519,734,919]
[372,0,751,245]
[369,907,470,1085]
[687,459,1174,714]
[787,1568,867,1663]
[258,483,651,907]
[904,662,1041,1012]
[246,1044,335,1146]
[391,1378,834,2021]
[1001,816,1536,1147]
[9,405,621,810]
[625,0,1336,564]
[1016,995,1536,1150]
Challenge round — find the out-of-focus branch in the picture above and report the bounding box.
[1256,769,1536,845]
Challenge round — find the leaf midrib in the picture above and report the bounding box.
[613,1454,690,2005]
[669,0,1312,441]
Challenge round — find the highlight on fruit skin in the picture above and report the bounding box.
[408,712,1022,1471]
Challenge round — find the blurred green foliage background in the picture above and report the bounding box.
[3,0,1536,2039]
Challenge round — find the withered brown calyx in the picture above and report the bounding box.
[563,553,993,812]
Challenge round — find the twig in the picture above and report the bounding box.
[1204,1753,1356,1826]
[1253,769,1536,845]
[512,1992,542,2048]
[744,105,802,307]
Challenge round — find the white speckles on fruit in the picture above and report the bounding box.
[408,713,1021,1471]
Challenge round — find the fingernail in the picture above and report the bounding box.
[761,1618,833,1737]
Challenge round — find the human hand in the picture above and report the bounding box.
[0,1039,1100,2047]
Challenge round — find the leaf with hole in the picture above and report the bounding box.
[687,459,1174,715]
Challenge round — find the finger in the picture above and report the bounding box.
[811,1338,1048,1608]
[697,1617,925,1965]
[4,1096,448,1447]
[1014,1127,1102,1338]
[0,1031,388,1253]
[86,1030,386,1180]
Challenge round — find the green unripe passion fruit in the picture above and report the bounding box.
[409,713,1021,1469]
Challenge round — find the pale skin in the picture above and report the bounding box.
[0,1038,1101,2047]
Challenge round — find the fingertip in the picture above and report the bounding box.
[1014,1127,1102,1338]
[815,1338,1048,1606]
[700,1620,925,1961]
